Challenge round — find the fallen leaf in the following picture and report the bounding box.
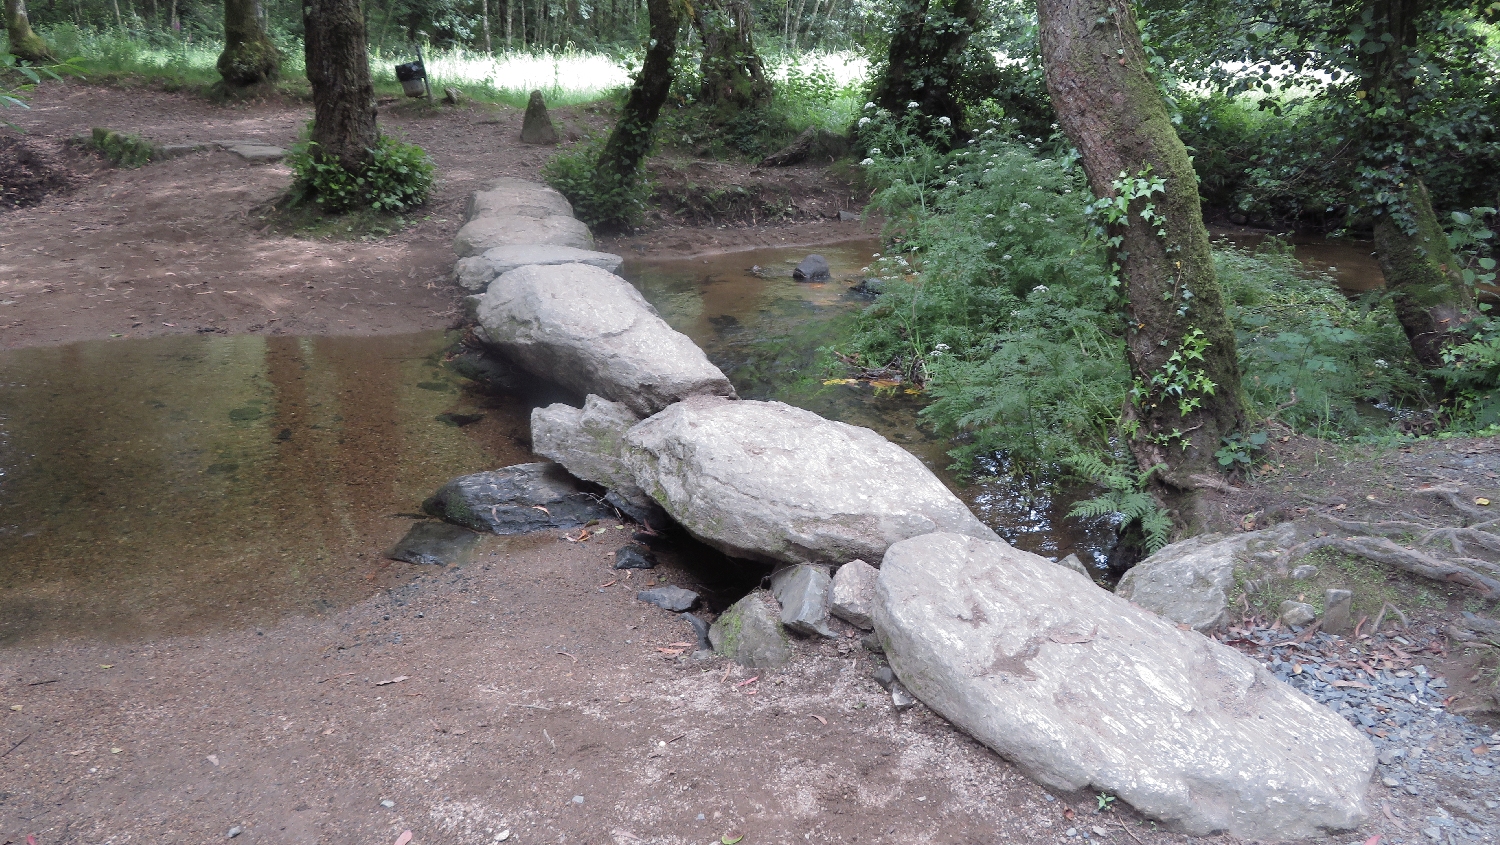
[822,378,856,385]
[722,833,745,845]
[558,652,578,664]
[8,705,20,712]
[1063,808,1076,820]
[1363,835,1382,845]
[375,676,410,686]
[532,505,551,514]
[99,664,113,669]
[903,387,923,395]
[598,579,618,588]
[1331,680,1372,689]
[1473,745,1490,755]
[1476,498,1491,506]
[110,747,123,753]
[656,648,685,655]
[735,676,759,687]
[395,831,414,845]
[869,379,902,389]
[810,714,827,725]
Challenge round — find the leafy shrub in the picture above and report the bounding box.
[88,126,159,167]
[285,135,434,214]
[1217,239,1426,433]
[1434,207,1500,428]
[541,138,650,230]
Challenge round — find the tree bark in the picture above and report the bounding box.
[218,0,279,87]
[6,0,53,61]
[691,0,770,110]
[594,0,680,184]
[1040,0,1242,530]
[302,0,378,172]
[870,0,982,139]
[482,0,492,52]
[1357,0,1475,369]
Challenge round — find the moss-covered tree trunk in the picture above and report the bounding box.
[594,0,680,185]
[1040,0,1242,531]
[1357,0,1474,370]
[869,0,982,138]
[218,0,279,87]
[302,0,378,172]
[5,0,52,63]
[691,0,770,110]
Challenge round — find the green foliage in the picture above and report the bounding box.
[88,126,160,166]
[1066,456,1173,554]
[285,135,434,214]
[1217,239,1426,433]
[660,57,861,159]
[542,137,650,230]
[1216,429,1268,472]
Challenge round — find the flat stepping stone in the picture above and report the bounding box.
[453,244,624,292]
[453,215,594,257]
[208,139,287,162]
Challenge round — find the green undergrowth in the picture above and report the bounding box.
[1232,547,1450,628]
[85,126,160,166]
[835,107,1434,537]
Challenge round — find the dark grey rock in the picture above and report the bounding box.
[860,633,884,653]
[792,254,831,282]
[520,90,560,145]
[1057,553,1090,577]
[872,665,896,690]
[683,612,712,651]
[423,462,615,534]
[709,590,792,669]
[849,277,885,296]
[637,586,698,612]
[837,210,861,222]
[612,544,657,570]
[770,564,835,637]
[385,521,481,566]
[890,682,916,711]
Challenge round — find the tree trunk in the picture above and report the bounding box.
[218,0,279,86]
[691,0,770,110]
[1040,0,1242,530]
[302,0,378,172]
[595,0,680,184]
[1357,0,1475,369]
[870,0,981,139]
[504,0,512,48]
[482,0,492,52]
[5,0,52,61]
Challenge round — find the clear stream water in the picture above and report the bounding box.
[0,237,1388,645]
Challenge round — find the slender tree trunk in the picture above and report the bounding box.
[595,0,680,185]
[870,0,982,138]
[303,0,378,172]
[482,0,492,52]
[169,0,178,31]
[505,0,512,48]
[5,0,52,61]
[1039,0,1242,530]
[1357,0,1475,369]
[112,0,122,29]
[787,0,807,50]
[692,0,770,109]
[218,0,280,86]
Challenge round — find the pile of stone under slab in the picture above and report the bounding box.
[425,177,1376,842]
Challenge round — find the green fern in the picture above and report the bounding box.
[1065,457,1173,553]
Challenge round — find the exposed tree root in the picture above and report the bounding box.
[1418,484,1495,522]
[1279,533,1500,598]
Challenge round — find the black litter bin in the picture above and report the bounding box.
[395,60,428,98]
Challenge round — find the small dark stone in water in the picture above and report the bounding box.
[435,411,485,427]
[792,254,832,282]
[424,462,616,534]
[613,544,658,570]
[637,586,699,612]
[386,520,481,566]
[850,277,885,297]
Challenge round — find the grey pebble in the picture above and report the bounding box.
[227,828,243,839]
[572,795,585,804]
[380,799,396,809]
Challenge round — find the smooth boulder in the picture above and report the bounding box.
[874,532,1373,840]
[465,177,574,221]
[453,245,624,292]
[476,265,736,416]
[1115,522,1296,631]
[829,559,878,629]
[709,591,792,668]
[423,462,614,534]
[453,215,595,258]
[621,397,997,565]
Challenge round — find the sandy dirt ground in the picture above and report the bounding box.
[1,83,1497,845]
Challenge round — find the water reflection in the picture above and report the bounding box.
[1212,230,1386,292]
[0,331,531,645]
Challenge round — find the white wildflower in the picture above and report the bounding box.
[858,116,871,127]
[938,116,952,126]
[985,213,995,219]
[1018,202,1032,210]
[868,147,881,156]
[908,101,920,109]
[1375,359,1390,368]
[1033,285,1049,293]
[1002,254,1012,260]
[986,242,997,248]
[946,180,958,187]
[865,101,877,110]
[860,158,874,166]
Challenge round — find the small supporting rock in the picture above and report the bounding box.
[520,90,560,145]
[709,591,792,668]
[612,544,657,570]
[830,559,878,629]
[1279,600,1317,627]
[636,586,698,612]
[442,86,463,105]
[1323,588,1354,633]
[770,564,836,637]
[385,521,481,566]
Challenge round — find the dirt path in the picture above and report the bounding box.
[2,84,1498,845]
